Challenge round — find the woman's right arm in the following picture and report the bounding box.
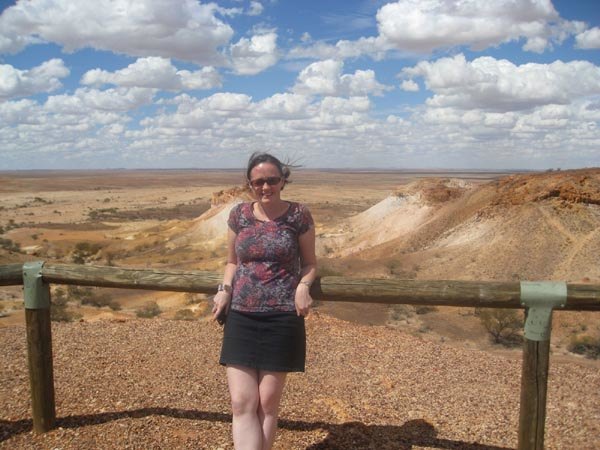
[212,228,237,320]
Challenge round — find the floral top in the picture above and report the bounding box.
[228,201,314,313]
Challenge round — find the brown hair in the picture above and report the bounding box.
[246,152,291,188]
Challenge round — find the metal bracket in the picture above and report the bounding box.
[23,261,50,309]
[520,281,567,341]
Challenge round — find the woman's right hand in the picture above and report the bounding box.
[212,291,231,321]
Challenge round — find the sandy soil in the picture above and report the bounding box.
[1,316,599,449]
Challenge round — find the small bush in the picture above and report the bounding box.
[51,304,82,322]
[72,241,103,264]
[81,292,121,311]
[66,286,120,310]
[390,304,413,321]
[67,285,93,301]
[568,335,600,359]
[414,305,438,315]
[0,238,21,252]
[476,308,523,347]
[174,309,196,321]
[136,301,161,318]
[186,293,201,304]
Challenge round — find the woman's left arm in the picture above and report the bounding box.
[295,225,317,317]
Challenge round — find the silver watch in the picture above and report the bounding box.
[217,283,232,293]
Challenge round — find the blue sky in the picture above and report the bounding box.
[1,0,599,170]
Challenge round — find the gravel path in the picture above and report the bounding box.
[1,315,599,449]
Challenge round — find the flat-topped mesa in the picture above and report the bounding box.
[210,186,252,207]
[489,168,600,208]
[392,178,474,205]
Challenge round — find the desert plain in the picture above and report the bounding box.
[1,168,599,449]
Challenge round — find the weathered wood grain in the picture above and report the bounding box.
[25,306,56,433]
[518,337,550,450]
[2,263,600,310]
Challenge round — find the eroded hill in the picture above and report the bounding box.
[317,169,600,283]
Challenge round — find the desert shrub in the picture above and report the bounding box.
[51,289,82,322]
[81,292,121,311]
[0,238,21,252]
[72,241,103,263]
[568,335,600,359]
[88,207,118,220]
[174,309,196,321]
[67,285,93,302]
[390,304,413,321]
[136,301,161,318]
[65,286,120,310]
[186,293,202,304]
[476,308,523,347]
[51,304,82,322]
[414,305,438,315]
[52,287,68,306]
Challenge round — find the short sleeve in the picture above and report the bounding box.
[227,204,242,233]
[297,204,314,235]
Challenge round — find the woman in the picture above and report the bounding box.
[212,152,317,450]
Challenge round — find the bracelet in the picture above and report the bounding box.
[217,283,232,293]
[298,281,312,288]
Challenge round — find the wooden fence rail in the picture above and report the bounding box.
[1,262,600,449]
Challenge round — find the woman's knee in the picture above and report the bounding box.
[230,390,259,416]
[258,394,281,417]
[258,372,287,416]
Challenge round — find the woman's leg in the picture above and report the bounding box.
[257,371,287,450]
[227,365,261,450]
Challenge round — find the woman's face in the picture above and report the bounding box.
[248,162,284,205]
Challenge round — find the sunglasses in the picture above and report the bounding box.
[249,177,282,189]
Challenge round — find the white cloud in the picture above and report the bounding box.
[289,36,389,61]
[0,99,39,125]
[377,0,568,53]
[203,92,252,112]
[293,59,390,97]
[45,87,156,113]
[400,80,419,92]
[81,57,221,90]
[3,85,599,170]
[289,0,583,62]
[248,1,264,16]
[576,27,600,49]
[229,32,279,75]
[256,93,311,119]
[178,67,222,90]
[0,59,69,101]
[0,0,233,65]
[402,54,600,112]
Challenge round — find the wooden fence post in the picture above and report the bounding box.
[518,334,550,450]
[517,282,566,450]
[23,261,56,433]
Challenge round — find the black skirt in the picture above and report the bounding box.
[219,310,306,372]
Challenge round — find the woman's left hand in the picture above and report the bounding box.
[295,283,313,317]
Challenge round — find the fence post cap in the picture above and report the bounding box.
[520,281,567,341]
[23,261,50,309]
